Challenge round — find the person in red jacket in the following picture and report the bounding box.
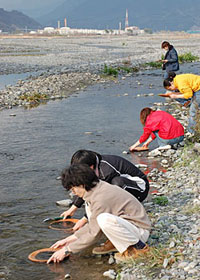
[129,107,184,151]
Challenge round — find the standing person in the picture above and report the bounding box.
[129,107,184,151]
[163,72,200,133]
[60,150,150,229]
[161,41,179,79]
[47,164,151,263]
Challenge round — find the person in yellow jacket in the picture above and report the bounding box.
[163,72,200,133]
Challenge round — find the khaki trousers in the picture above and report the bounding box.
[97,213,149,253]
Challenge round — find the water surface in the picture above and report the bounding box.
[0,63,199,279]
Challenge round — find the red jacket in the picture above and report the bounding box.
[139,110,184,143]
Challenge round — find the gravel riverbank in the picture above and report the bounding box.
[109,100,200,280]
[1,32,200,110]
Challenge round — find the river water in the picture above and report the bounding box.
[0,63,199,280]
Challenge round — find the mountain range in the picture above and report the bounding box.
[0,8,42,32]
[1,0,200,32]
[36,0,200,31]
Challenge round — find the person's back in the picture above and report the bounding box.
[145,110,184,140]
[100,154,147,182]
[86,180,151,230]
[174,74,200,98]
[60,150,150,222]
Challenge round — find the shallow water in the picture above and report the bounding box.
[0,63,199,280]
[0,71,41,89]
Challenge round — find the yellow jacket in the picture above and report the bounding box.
[174,74,200,99]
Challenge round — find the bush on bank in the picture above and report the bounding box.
[102,52,199,76]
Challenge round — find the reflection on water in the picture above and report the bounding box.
[0,63,199,280]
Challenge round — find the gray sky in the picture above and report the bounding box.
[0,0,65,11]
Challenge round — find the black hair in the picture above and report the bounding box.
[61,164,99,191]
[163,71,176,88]
[161,41,174,51]
[168,71,176,80]
[71,150,102,169]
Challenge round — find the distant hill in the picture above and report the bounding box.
[36,0,200,31]
[0,8,42,32]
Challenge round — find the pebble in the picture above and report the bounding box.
[103,269,116,279]
[64,274,71,279]
[122,151,129,154]
[148,149,161,157]
[163,258,169,268]
[169,241,175,248]
[55,199,73,207]
[108,255,115,265]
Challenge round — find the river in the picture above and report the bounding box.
[0,62,199,279]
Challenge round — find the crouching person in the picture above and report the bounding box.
[47,164,151,264]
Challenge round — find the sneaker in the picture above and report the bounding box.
[114,245,149,262]
[92,240,118,255]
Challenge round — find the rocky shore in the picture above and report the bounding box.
[103,101,200,280]
[0,72,106,109]
[1,32,200,110]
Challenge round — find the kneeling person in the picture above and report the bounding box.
[48,164,151,264]
[61,150,150,231]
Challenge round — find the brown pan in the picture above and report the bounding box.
[158,93,172,97]
[48,218,79,231]
[130,146,149,152]
[28,248,60,263]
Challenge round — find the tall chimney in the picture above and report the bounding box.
[125,9,129,29]
[58,20,60,29]
[119,22,122,34]
[64,18,67,27]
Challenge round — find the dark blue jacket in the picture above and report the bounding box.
[164,45,179,72]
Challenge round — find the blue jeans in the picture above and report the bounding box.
[175,97,191,106]
[188,91,200,133]
[154,131,184,147]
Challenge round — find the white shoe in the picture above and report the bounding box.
[157,145,171,150]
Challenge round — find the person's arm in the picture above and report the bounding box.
[129,140,140,151]
[129,126,154,151]
[60,204,78,219]
[142,136,153,147]
[169,92,185,99]
[47,234,78,264]
[73,216,88,231]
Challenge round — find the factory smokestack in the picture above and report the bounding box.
[64,18,67,27]
[125,9,129,29]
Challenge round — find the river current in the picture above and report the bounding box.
[1,63,199,279]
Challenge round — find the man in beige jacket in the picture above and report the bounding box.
[47,164,151,264]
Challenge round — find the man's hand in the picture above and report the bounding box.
[50,238,68,249]
[47,247,67,264]
[60,205,78,219]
